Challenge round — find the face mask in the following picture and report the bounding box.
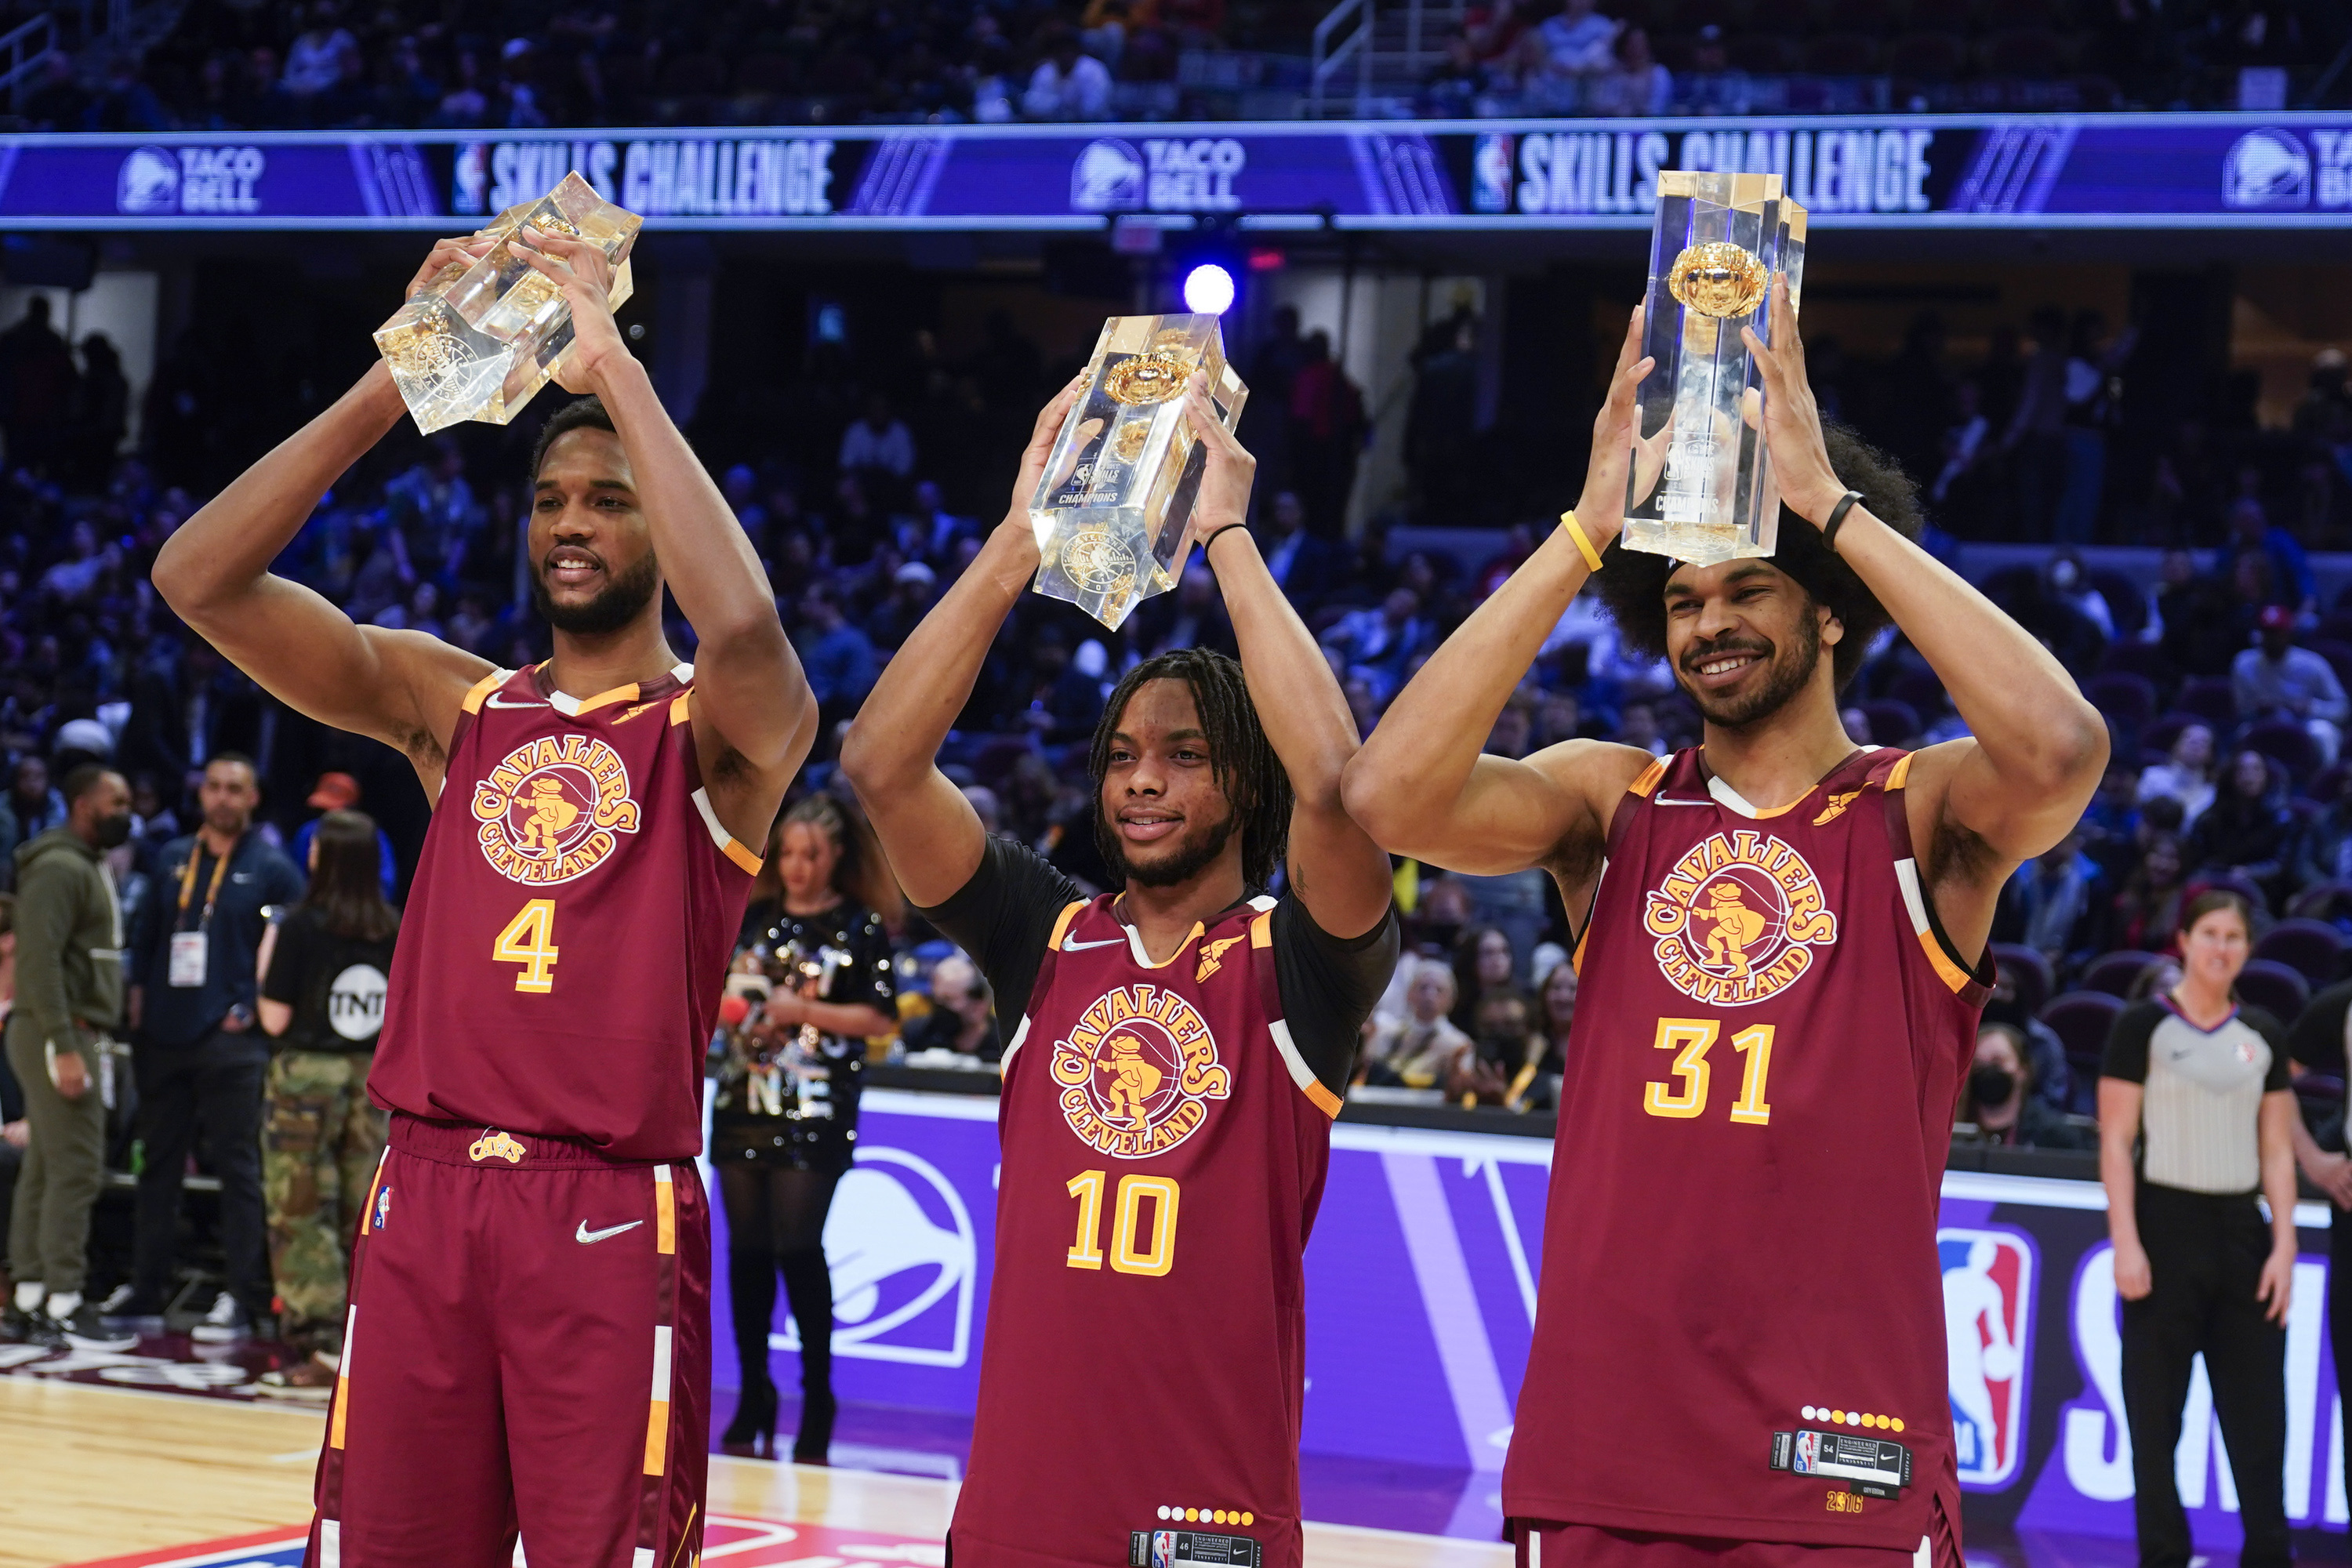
[1969,1063,2017,1110]
[94,811,132,849]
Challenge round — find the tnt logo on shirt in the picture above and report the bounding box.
[470,734,643,884]
[1939,1226,2036,1487]
[1051,985,1230,1158]
[1642,830,1838,1006]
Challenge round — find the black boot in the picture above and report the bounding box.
[779,1247,836,1464]
[722,1250,781,1456]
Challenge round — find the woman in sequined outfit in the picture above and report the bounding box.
[713,793,898,1461]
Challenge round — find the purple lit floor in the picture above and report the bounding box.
[706,1384,2350,1566]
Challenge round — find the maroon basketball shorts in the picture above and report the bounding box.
[304,1114,710,1568]
[1512,1514,1960,1568]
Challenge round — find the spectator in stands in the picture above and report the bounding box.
[2187,750,2293,898]
[2292,782,2352,892]
[839,392,915,491]
[252,808,398,1392]
[2138,723,2218,829]
[0,297,80,479]
[1449,925,1516,1032]
[2099,889,2297,1568]
[2005,306,2072,540]
[2154,547,2248,679]
[2219,498,2319,619]
[125,753,304,1340]
[282,3,358,99]
[1361,960,1472,1089]
[2002,827,2107,973]
[1288,332,1367,539]
[866,561,940,652]
[902,953,1000,1061]
[1323,589,1432,704]
[1958,1023,2092,1149]
[1,757,67,866]
[1022,28,1114,120]
[2114,830,2190,955]
[2053,310,2136,544]
[1,766,132,1352]
[289,773,397,898]
[1587,26,1670,115]
[1260,491,1339,601]
[1517,0,1619,107]
[795,583,879,723]
[2234,604,2348,765]
[1677,25,1751,114]
[1458,989,1533,1106]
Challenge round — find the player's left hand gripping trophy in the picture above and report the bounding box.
[374,172,642,434]
[1029,314,1250,630]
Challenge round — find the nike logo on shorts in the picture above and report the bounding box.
[576,1220,644,1244]
[1063,935,1128,950]
[486,694,550,709]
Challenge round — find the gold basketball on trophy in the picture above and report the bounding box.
[1668,241,1770,320]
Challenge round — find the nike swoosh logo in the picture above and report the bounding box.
[576,1220,644,1244]
[1063,936,1129,950]
[486,695,550,709]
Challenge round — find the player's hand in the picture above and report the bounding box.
[1740,275,1847,528]
[993,370,1091,571]
[52,1051,89,1101]
[1180,370,1257,540]
[2,1119,27,1149]
[511,224,629,394]
[2112,1241,2152,1301]
[2258,1242,2295,1324]
[1569,305,1656,554]
[404,233,495,302]
[2311,1149,2352,1208]
[763,991,808,1029]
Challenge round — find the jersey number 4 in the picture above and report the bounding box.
[1065,1171,1179,1276]
[493,898,560,993]
[1643,1017,1774,1125]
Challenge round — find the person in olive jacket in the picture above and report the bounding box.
[1,764,134,1352]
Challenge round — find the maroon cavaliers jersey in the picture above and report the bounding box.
[368,663,761,1160]
[1503,746,1989,1552]
[952,893,1340,1568]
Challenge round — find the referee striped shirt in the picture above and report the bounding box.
[2102,996,2288,1195]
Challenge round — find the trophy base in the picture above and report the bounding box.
[1029,509,1178,632]
[1618,516,1769,569]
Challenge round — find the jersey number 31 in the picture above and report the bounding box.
[1643,1017,1774,1125]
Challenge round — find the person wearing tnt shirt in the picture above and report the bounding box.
[124,751,303,1340]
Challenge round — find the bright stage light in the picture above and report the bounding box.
[1182,263,1236,315]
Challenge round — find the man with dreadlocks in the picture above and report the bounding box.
[842,371,1396,1568]
[1345,283,2107,1568]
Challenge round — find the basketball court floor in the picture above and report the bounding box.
[0,1331,2331,1568]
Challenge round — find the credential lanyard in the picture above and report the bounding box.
[176,837,237,931]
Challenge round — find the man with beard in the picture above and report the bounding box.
[152,230,814,1568]
[1344,285,2107,1568]
[841,373,1396,1568]
[2,765,134,1352]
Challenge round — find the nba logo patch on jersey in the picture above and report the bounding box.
[373,1185,391,1229]
[1642,829,1838,1007]
[1051,985,1231,1158]
[1938,1226,2035,1487]
[470,733,644,885]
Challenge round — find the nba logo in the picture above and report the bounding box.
[1153,1530,1178,1567]
[1472,134,1514,213]
[374,1185,391,1231]
[1937,1226,2035,1486]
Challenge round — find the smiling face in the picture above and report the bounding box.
[777,820,842,906]
[1661,561,1838,731]
[1099,677,1242,891]
[2180,904,2250,993]
[528,426,662,638]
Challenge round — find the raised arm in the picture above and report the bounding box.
[152,238,499,785]
[1181,377,1390,938]
[1341,309,1656,877]
[1743,278,2108,950]
[839,377,1083,907]
[512,227,815,838]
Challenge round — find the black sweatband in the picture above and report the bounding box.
[1822,491,1864,554]
[1201,522,1250,554]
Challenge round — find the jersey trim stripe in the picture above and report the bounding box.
[1049,899,1087,950]
[1250,909,1273,949]
[999,1014,1032,1076]
[329,1304,355,1449]
[1887,751,1915,789]
[360,1147,388,1233]
[689,787,764,875]
[642,1324,673,1475]
[667,692,691,726]
[1121,918,1204,969]
[1628,757,1668,798]
[551,680,643,717]
[1894,856,1977,995]
[460,669,511,715]
[654,1165,677,1254]
[1269,1017,1343,1117]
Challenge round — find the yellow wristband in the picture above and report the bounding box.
[1561,511,1605,573]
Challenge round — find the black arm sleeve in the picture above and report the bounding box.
[1271,894,1401,1099]
[2288,981,2352,1076]
[2100,1000,2162,1084]
[912,836,1083,1022]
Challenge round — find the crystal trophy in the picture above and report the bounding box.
[374,172,642,435]
[1029,314,1249,630]
[1621,171,1808,567]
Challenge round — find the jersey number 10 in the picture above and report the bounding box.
[1643,1017,1775,1125]
[1065,1171,1180,1276]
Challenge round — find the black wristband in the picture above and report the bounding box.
[1201,522,1250,554]
[1822,491,1864,554]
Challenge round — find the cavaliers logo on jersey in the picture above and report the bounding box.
[471,734,644,885]
[1643,829,1838,1006]
[1050,984,1231,1158]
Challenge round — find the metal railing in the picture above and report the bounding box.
[1307,0,1465,117]
[1308,0,1373,118]
[0,13,59,109]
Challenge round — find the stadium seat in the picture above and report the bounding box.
[2242,719,2323,789]
[1991,943,2053,1016]
[2081,949,2163,997]
[1888,667,1947,721]
[2254,919,2344,986]
[2098,641,2175,682]
[2188,871,2270,914]
[2084,672,2157,730]
[2288,881,2352,923]
[2142,712,2194,760]
[2040,990,2124,1083]
[2173,677,2238,728]
[2234,958,2310,1022]
[1859,699,1921,747]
